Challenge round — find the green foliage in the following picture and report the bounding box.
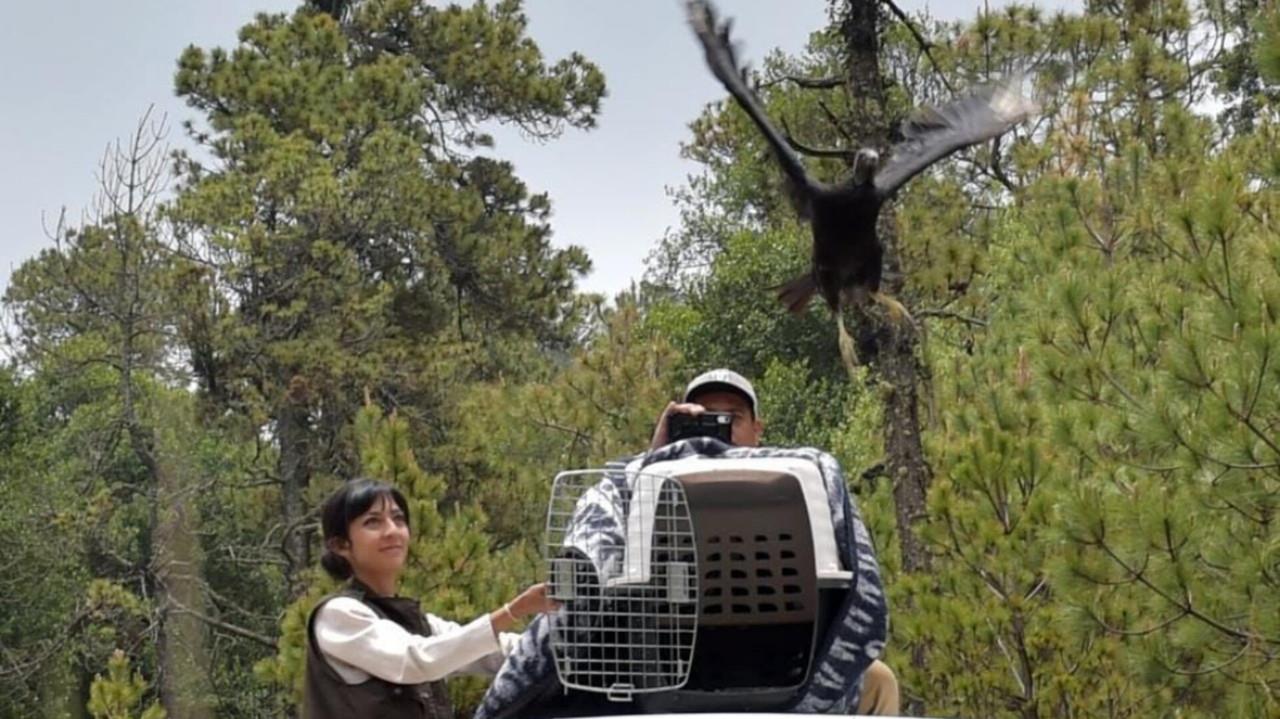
[1030,131,1280,712]
[651,1,1280,715]
[6,1,605,715]
[884,16,1279,710]
[86,651,165,719]
[10,1,1280,716]
[0,370,93,715]
[168,2,604,714]
[166,4,603,605]
[447,293,681,543]
[1258,4,1280,85]
[0,110,206,717]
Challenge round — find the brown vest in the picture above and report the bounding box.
[304,581,454,719]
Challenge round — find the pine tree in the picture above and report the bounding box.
[86,651,166,719]
[4,112,215,718]
[904,2,1280,714]
[167,2,604,600]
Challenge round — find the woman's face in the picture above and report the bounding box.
[334,495,410,577]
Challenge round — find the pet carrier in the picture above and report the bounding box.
[544,456,853,713]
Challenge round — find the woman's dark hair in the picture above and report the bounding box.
[319,478,411,580]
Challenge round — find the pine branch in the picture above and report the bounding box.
[170,599,277,649]
[1094,526,1280,646]
[818,99,854,143]
[1085,605,1190,638]
[917,308,988,327]
[779,115,860,160]
[758,74,844,90]
[1154,642,1252,677]
[879,0,956,94]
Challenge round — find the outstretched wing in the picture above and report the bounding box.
[873,77,1037,199]
[686,0,819,213]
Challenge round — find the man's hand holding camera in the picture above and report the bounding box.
[650,401,708,449]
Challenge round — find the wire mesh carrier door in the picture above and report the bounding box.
[544,469,699,701]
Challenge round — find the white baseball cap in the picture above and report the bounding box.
[683,368,759,416]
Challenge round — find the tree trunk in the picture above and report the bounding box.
[878,329,932,574]
[838,0,933,575]
[121,250,213,717]
[278,396,313,595]
[840,2,934,713]
[127,375,213,717]
[148,417,215,719]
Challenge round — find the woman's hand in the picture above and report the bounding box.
[508,582,559,619]
[491,582,560,633]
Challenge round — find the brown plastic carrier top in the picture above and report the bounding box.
[675,469,817,627]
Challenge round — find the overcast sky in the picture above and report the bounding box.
[0,0,1078,302]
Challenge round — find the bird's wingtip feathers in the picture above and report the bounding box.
[991,75,1039,122]
[685,0,711,34]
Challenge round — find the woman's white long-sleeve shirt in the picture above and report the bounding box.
[313,597,521,684]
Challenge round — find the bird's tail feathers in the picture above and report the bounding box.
[772,273,817,314]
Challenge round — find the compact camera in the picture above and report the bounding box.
[667,411,734,443]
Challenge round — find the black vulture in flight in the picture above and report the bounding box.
[686,0,1036,366]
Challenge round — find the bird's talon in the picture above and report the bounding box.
[871,292,915,327]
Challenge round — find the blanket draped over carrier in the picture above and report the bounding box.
[474,439,888,718]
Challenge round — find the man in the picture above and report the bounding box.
[649,367,764,449]
[649,368,901,716]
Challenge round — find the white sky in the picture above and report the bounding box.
[0,0,1078,302]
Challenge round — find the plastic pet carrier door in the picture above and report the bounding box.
[544,469,699,700]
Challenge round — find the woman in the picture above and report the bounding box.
[305,478,557,719]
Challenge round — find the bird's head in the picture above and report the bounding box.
[852,148,880,186]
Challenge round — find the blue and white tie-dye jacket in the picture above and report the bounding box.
[474,439,888,718]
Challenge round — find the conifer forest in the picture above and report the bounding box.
[2,1,1279,717]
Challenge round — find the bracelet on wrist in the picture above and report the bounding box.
[502,602,518,623]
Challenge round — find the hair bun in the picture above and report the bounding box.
[320,550,353,580]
